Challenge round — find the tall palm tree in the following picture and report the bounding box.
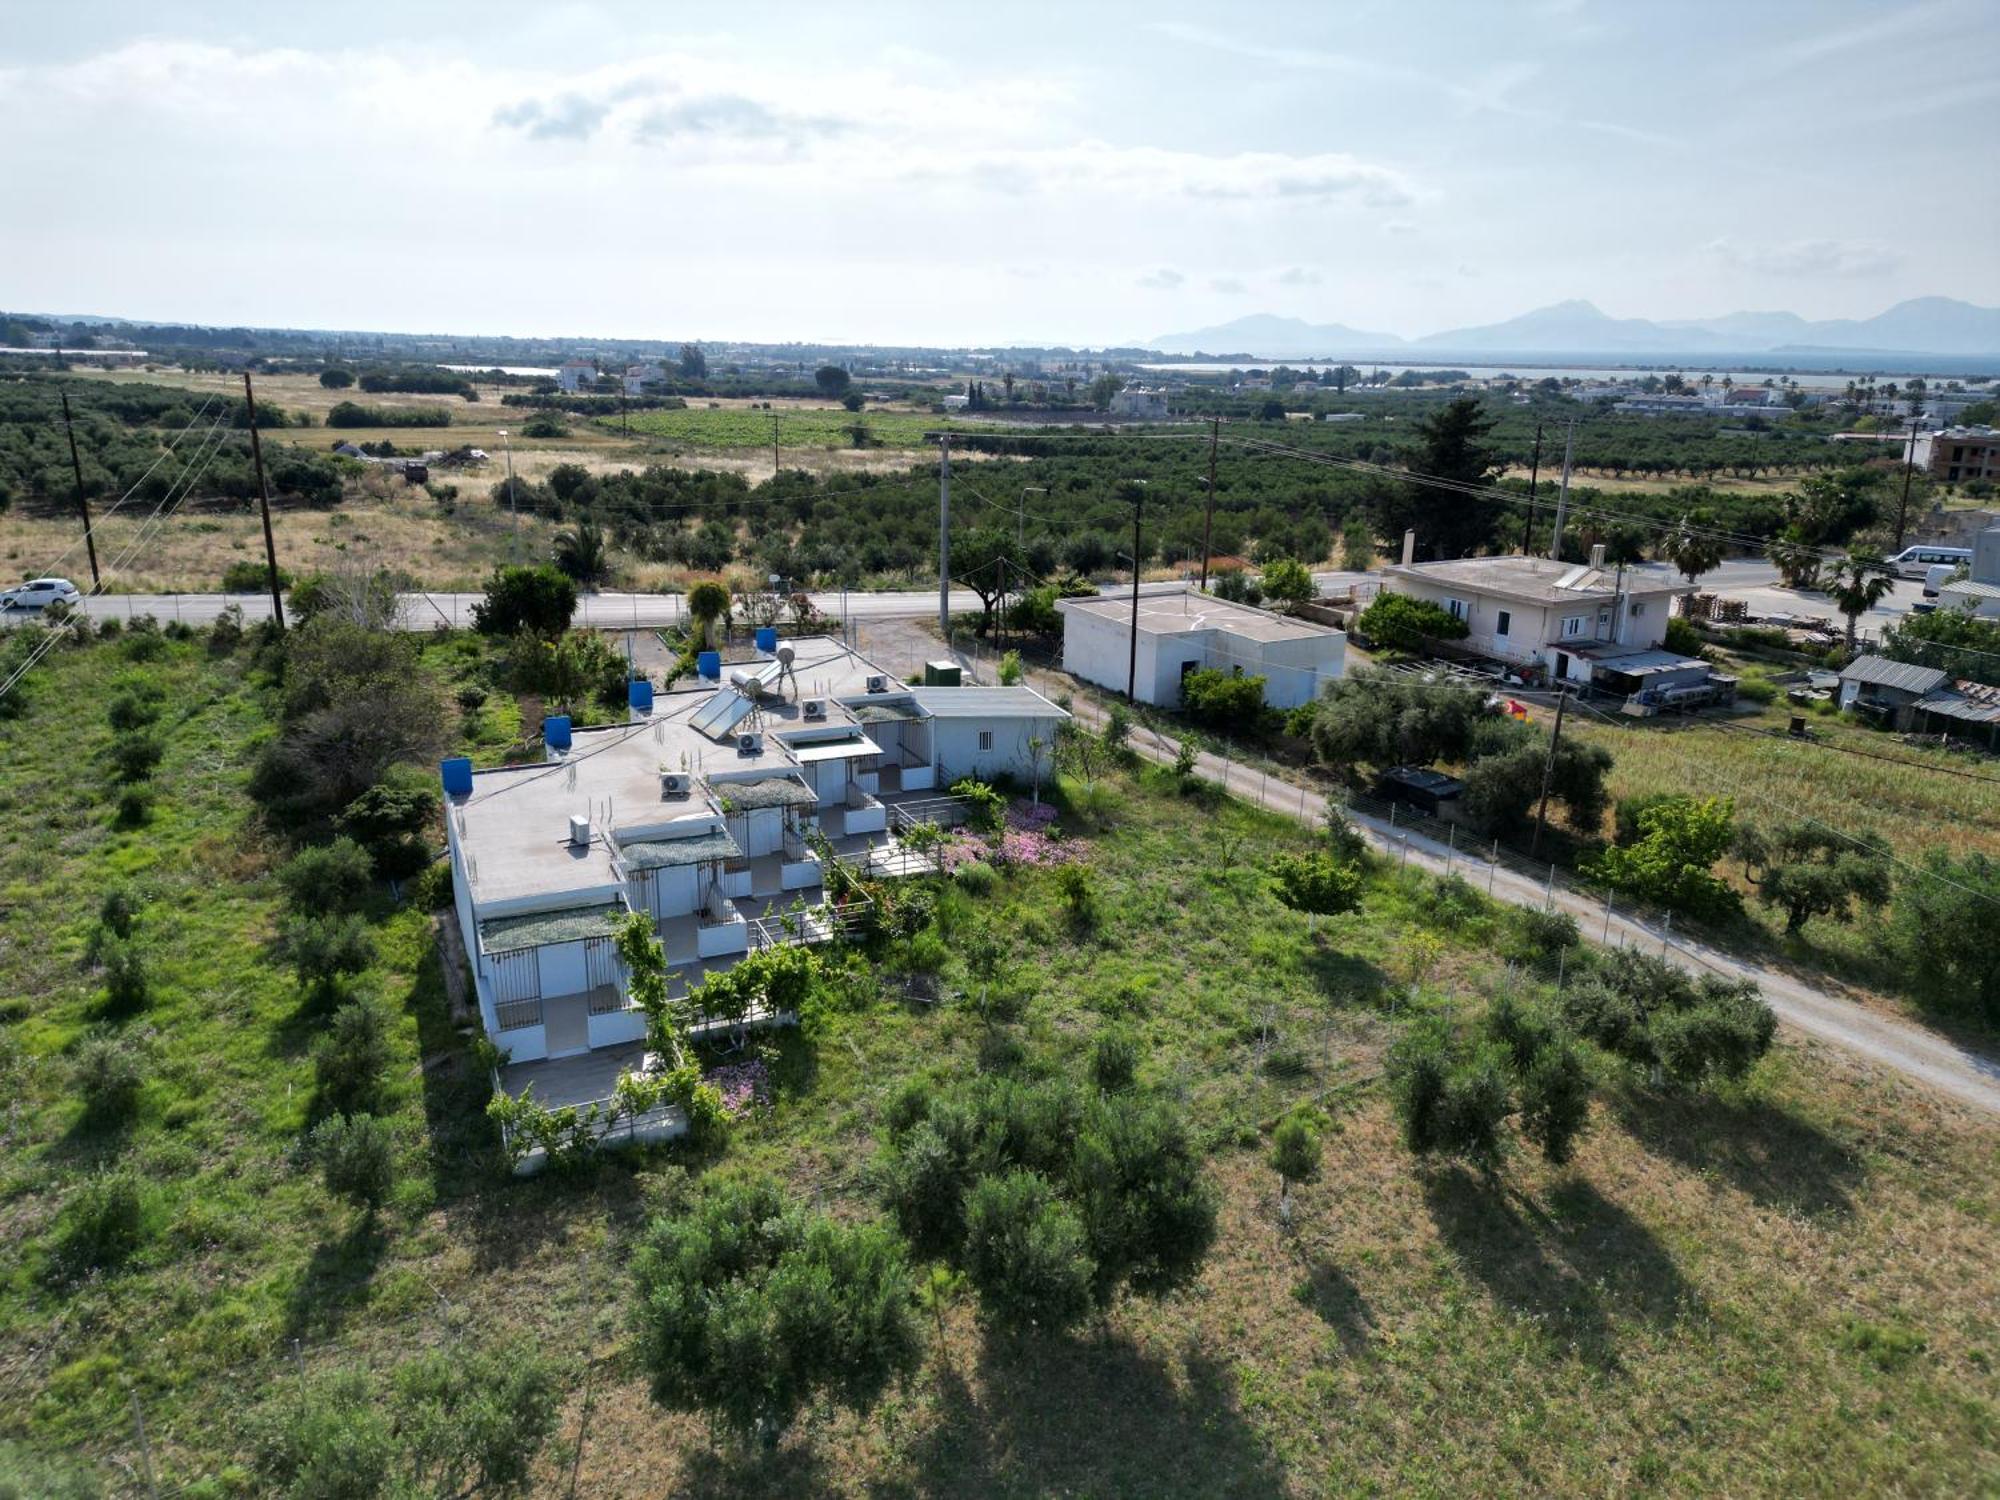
[552,517,609,587]
[1825,553,1894,654]
[687,579,730,650]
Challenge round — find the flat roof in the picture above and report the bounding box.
[788,733,885,763]
[1383,556,1682,607]
[907,685,1071,719]
[1058,585,1339,644]
[1574,645,1710,676]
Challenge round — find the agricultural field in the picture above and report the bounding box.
[2,623,1996,1496]
[618,404,954,452]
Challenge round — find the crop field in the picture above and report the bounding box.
[618,405,952,451]
[2,626,1996,1496]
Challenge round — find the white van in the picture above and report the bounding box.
[1886,544,1972,579]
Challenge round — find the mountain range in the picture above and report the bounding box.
[1144,297,2000,359]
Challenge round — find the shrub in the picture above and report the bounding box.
[949,777,1008,833]
[1386,1018,1511,1165]
[1505,906,1579,961]
[391,1340,561,1493]
[50,1170,150,1276]
[220,559,290,593]
[247,1367,396,1499]
[337,767,439,880]
[997,649,1023,685]
[284,913,377,995]
[1102,702,1132,750]
[1172,732,1202,782]
[454,682,487,711]
[0,1441,103,1500]
[1588,795,1740,922]
[1054,863,1098,928]
[1558,947,1776,1089]
[954,860,997,896]
[1354,592,1469,652]
[96,934,149,1013]
[1663,614,1705,657]
[1270,851,1364,917]
[519,412,568,438]
[113,784,154,827]
[471,564,577,637]
[1069,1095,1217,1298]
[97,886,138,941]
[105,690,159,733]
[630,1175,922,1440]
[278,837,376,915]
[1613,791,1681,847]
[1089,1030,1138,1093]
[311,1113,395,1209]
[73,1034,144,1128]
[313,1001,392,1116]
[1735,675,1777,705]
[962,1170,1097,1332]
[1181,667,1275,737]
[107,730,162,783]
[1269,1110,1323,1196]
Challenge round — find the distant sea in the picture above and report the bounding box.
[1140,355,1999,385]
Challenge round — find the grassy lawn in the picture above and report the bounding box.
[2,632,1997,1495]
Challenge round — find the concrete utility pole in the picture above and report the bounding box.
[1547,419,1576,562]
[241,373,287,633]
[771,413,780,481]
[498,428,519,563]
[57,394,100,588]
[1530,686,1568,858]
[1519,421,1543,555]
[1199,414,1220,590]
[1894,415,1922,549]
[937,434,952,639]
[1127,485,1144,702]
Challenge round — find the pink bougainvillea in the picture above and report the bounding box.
[940,798,1079,870]
[705,1059,770,1117]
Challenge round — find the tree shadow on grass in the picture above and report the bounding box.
[1299,944,1389,1009]
[1292,1260,1376,1359]
[1609,1088,1863,1219]
[283,1214,387,1340]
[907,1328,1291,1499]
[1423,1168,1700,1371]
[674,1427,834,1500]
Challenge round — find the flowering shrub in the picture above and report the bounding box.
[706,1059,770,1117]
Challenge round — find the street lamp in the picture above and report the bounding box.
[496,429,518,562]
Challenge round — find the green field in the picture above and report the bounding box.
[2,627,1997,1495]
[618,407,980,451]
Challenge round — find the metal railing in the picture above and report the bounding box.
[494,995,544,1031]
[891,793,975,831]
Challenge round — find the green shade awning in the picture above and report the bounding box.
[479,902,626,954]
[713,776,818,811]
[620,828,743,870]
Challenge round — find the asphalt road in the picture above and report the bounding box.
[1696,557,1928,631]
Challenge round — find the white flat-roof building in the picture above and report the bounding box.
[1109,386,1170,420]
[441,636,1066,1074]
[1056,583,1346,709]
[557,359,598,393]
[1380,550,1685,688]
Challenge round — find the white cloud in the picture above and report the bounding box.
[1137,268,1186,290]
[1704,237,1900,279]
[1277,267,1323,286]
[1384,221,1418,236]
[1209,276,1247,294]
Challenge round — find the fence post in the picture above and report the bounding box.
[1487,847,1497,895]
[1399,835,1409,870]
[1603,895,1614,942]
[1662,913,1673,955]
[1388,802,1397,830]
[1544,863,1556,907]
[1446,824,1456,877]
[1557,946,1566,991]
[130,1390,159,1500]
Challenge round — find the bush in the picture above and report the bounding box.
[73,1034,144,1128]
[248,1367,395,1499]
[113,784,154,827]
[1387,1018,1512,1165]
[1735,675,1777,705]
[284,913,377,994]
[997,649,1023,685]
[278,837,376,915]
[96,934,149,1012]
[390,1341,561,1493]
[1054,863,1098,928]
[1505,906,1579,961]
[1180,667,1275,736]
[1588,795,1740,921]
[107,730,162,783]
[311,1113,395,1209]
[313,1001,391,1116]
[326,400,451,428]
[0,1441,103,1500]
[471,564,577,637]
[1354,592,1469,652]
[50,1170,150,1275]
[1089,1030,1138,1093]
[519,412,568,438]
[962,1170,1097,1332]
[220,559,289,593]
[1663,614,1705,657]
[337,767,439,880]
[1270,851,1364,917]
[1558,947,1775,1088]
[630,1174,922,1440]
[954,860,997,896]
[105,690,159,733]
[97,886,138,941]
[1269,1110,1323,1193]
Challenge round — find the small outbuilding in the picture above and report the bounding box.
[1837,654,1948,725]
[1056,583,1346,710]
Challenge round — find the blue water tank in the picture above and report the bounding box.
[544,714,571,752]
[696,650,721,679]
[755,626,778,653]
[628,678,655,712]
[439,757,473,797]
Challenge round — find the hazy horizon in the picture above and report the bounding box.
[3,1,1995,346]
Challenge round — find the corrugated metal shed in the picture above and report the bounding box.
[1837,655,1948,694]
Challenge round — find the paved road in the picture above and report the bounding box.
[1034,670,2000,1117]
[6,571,1375,633]
[1697,557,1927,631]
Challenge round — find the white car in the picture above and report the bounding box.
[1,577,83,610]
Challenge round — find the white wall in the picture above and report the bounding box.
[1062,607,1151,701]
[933,715,1064,784]
[1062,602,1342,709]
[536,939,587,998]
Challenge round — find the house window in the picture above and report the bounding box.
[1495,609,1511,637]
[977,730,994,752]
[1630,601,1646,618]
[1562,615,1587,638]
[1445,597,1469,622]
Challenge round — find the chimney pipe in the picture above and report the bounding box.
[1589,542,1606,569]
[1401,529,1416,566]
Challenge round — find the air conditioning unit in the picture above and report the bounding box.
[568,813,592,847]
[865,674,889,694]
[660,771,692,799]
[736,730,764,754]
[802,698,828,721]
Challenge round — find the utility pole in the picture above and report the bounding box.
[1893,414,1922,549]
[1126,485,1144,702]
[937,434,952,639]
[771,413,780,481]
[1199,413,1220,590]
[1519,421,1543,555]
[1530,687,1568,858]
[241,372,287,633]
[59,390,101,589]
[1547,419,1575,562]
[498,428,519,564]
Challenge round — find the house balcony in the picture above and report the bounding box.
[695,891,749,958]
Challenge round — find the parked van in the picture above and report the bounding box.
[1886,544,1972,579]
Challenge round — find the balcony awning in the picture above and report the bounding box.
[713,775,818,810]
[787,734,884,763]
[621,828,743,870]
[479,901,626,954]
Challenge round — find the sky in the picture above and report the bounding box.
[1,0,1995,347]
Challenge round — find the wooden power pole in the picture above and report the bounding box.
[1519,422,1543,555]
[59,390,101,592]
[1530,687,1568,858]
[1127,486,1144,701]
[241,373,287,633]
[937,434,952,639]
